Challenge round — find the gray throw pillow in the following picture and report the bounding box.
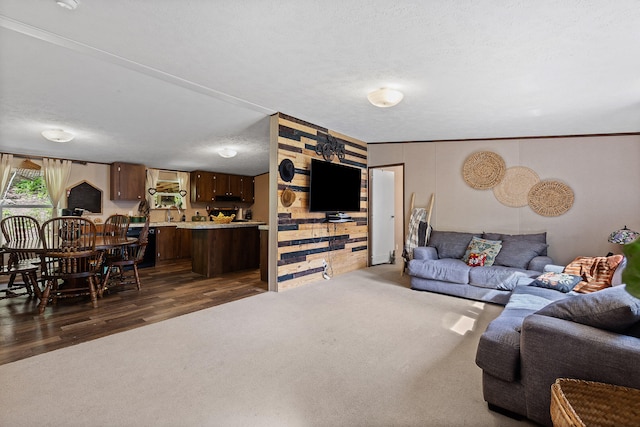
[536,285,640,332]
[493,235,548,269]
[483,232,547,256]
[428,230,480,259]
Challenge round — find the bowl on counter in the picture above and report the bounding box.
[129,216,146,223]
[210,213,235,224]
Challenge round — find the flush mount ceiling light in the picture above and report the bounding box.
[218,148,237,158]
[41,129,75,143]
[56,0,79,10]
[367,88,404,108]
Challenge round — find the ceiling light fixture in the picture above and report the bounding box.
[41,129,75,143]
[367,88,404,108]
[56,0,79,10]
[218,148,237,158]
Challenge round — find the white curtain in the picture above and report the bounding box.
[42,157,72,216]
[0,153,14,200]
[177,171,189,210]
[146,168,159,208]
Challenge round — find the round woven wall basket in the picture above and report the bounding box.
[528,180,574,217]
[462,151,506,190]
[493,166,540,207]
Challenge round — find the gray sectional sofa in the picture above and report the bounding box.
[408,230,552,304]
[475,278,640,426]
[408,230,640,426]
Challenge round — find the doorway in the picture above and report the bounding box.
[369,164,404,266]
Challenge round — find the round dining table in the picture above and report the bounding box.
[2,235,138,299]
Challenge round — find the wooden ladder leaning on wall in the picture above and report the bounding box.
[401,193,434,276]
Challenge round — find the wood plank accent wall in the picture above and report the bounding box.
[277,113,368,291]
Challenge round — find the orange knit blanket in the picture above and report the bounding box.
[563,255,624,293]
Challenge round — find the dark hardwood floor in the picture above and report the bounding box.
[0,259,267,365]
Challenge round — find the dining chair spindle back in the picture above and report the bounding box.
[38,217,102,314]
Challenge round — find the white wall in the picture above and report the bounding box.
[369,135,640,265]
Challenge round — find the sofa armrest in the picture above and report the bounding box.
[520,314,640,426]
[413,246,438,260]
[527,256,553,272]
[543,264,565,273]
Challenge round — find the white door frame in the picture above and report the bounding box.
[368,164,405,266]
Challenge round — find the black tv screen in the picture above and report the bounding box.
[309,158,362,213]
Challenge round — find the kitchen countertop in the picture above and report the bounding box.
[177,221,265,229]
[129,221,265,228]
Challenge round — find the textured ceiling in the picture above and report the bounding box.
[1,1,639,175]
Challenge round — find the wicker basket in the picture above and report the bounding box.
[211,214,235,224]
[551,378,640,427]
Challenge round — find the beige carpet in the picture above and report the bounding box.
[0,264,534,426]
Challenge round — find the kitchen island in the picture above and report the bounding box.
[176,221,265,278]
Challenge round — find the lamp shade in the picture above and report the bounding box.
[608,226,640,244]
[367,88,404,108]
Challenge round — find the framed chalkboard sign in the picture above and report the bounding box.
[67,180,102,214]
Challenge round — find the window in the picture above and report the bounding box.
[1,171,53,224]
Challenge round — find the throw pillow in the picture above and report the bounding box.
[490,234,548,269]
[564,255,624,293]
[467,252,487,267]
[536,285,640,332]
[428,230,481,259]
[462,236,502,266]
[483,232,548,256]
[530,272,582,293]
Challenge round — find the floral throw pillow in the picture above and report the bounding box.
[531,272,582,293]
[462,236,502,266]
[467,252,487,267]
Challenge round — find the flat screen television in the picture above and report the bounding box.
[309,158,362,213]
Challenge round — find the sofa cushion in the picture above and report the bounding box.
[428,230,480,259]
[462,236,502,266]
[536,285,640,332]
[475,285,566,382]
[469,266,534,290]
[485,234,548,269]
[530,272,582,293]
[408,258,470,284]
[484,232,548,256]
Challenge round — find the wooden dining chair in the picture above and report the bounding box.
[0,215,41,295]
[38,217,102,315]
[0,249,38,299]
[100,217,149,297]
[103,214,130,237]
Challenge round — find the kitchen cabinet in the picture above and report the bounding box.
[190,171,215,203]
[155,226,177,262]
[241,175,254,203]
[110,162,146,201]
[190,171,254,202]
[191,225,259,277]
[214,173,242,198]
[155,226,191,262]
[178,227,191,259]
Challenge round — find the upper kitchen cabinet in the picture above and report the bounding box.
[214,173,242,199]
[190,171,255,203]
[110,162,146,201]
[241,176,254,203]
[190,171,215,203]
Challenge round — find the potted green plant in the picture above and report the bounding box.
[622,238,640,298]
